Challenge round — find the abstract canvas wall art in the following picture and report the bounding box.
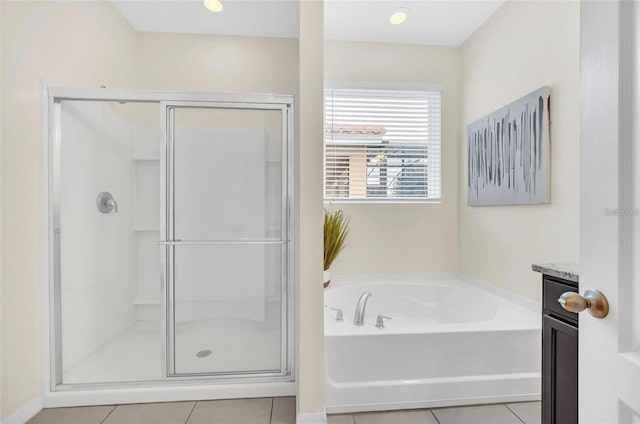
[467,87,551,206]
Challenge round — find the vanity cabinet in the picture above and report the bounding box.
[541,275,578,424]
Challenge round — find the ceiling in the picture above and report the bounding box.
[325,1,504,46]
[112,0,505,46]
[112,1,300,39]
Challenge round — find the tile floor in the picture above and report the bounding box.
[27,398,540,424]
[329,402,540,424]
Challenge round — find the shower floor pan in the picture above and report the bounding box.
[63,319,281,385]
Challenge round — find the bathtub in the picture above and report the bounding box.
[324,275,541,413]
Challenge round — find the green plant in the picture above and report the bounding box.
[324,209,350,271]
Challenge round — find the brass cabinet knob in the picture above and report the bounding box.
[558,289,609,319]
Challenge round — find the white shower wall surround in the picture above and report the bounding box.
[324,274,541,413]
[60,101,136,372]
[46,87,295,406]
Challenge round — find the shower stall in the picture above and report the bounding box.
[43,88,294,402]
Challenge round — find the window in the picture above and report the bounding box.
[324,88,442,201]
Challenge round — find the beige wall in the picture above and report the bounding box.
[459,0,580,301]
[1,1,137,417]
[324,40,461,275]
[297,1,325,417]
[135,33,298,93]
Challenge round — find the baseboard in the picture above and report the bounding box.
[43,382,296,408]
[1,397,43,424]
[326,393,541,414]
[296,412,327,424]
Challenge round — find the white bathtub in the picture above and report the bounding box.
[324,275,541,413]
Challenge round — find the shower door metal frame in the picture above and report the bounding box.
[161,100,293,379]
[43,87,295,393]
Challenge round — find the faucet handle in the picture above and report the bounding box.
[325,306,344,322]
[330,307,344,322]
[375,314,392,329]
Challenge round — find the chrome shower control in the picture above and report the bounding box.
[97,192,118,214]
[375,315,391,329]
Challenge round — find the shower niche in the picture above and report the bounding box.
[48,89,294,391]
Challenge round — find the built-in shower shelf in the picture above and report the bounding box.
[132,226,160,232]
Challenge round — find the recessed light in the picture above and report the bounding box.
[204,0,223,13]
[389,8,409,25]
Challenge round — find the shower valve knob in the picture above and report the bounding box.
[97,192,118,214]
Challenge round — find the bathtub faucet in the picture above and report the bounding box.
[353,291,372,326]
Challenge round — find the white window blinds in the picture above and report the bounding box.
[324,88,442,201]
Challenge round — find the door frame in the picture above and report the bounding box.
[580,1,640,421]
[160,99,293,379]
[40,87,296,404]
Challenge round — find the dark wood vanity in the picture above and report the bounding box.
[533,263,579,424]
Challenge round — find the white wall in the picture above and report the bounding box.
[59,102,135,375]
[1,1,137,417]
[459,0,580,301]
[324,40,461,275]
[131,125,162,323]
[173,126,267,322]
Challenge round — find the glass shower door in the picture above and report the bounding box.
[163,102,290,377]
[55,99,163,385]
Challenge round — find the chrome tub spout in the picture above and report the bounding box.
[353,291,372,326]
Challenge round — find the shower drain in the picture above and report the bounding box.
[196,349,213,358]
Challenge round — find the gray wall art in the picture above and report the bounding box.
[467,87,551,206]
